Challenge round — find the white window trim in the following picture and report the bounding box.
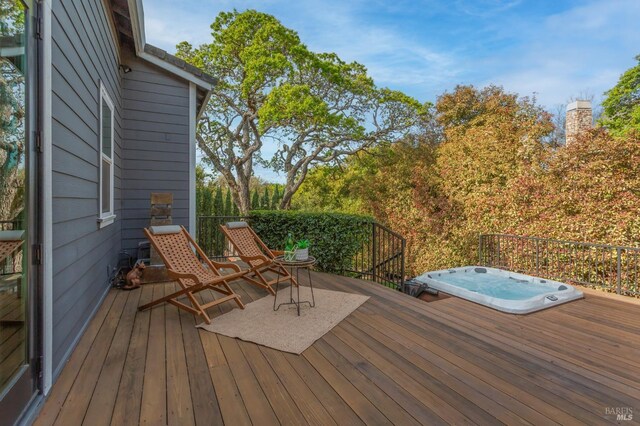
[98,82,115,228]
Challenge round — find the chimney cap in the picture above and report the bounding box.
[566,100,592,111]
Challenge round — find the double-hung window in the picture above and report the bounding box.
[98,83,115,227]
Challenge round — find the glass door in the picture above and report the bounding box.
[0,0,38,423]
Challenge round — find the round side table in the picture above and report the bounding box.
[272,255,316,316]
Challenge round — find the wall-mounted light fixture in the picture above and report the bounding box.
[119,64,132,74]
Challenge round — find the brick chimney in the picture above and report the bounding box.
[565,100,592,145]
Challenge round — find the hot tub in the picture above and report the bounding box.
[415,266,583,314]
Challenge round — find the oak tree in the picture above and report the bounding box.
[177,10,423,213]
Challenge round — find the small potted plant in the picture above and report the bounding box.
[284,232,297,261]
[295,239,310,261]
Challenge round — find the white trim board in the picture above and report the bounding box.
[189,82,196,234]
[100,0,122,62]
[41,0,53,395]
[98,82,116,228]
[127,0,212,92]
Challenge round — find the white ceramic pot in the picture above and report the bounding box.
[295,248,308,261]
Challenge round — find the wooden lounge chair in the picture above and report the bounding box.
[220,222,297,295]
[139,225,245,324]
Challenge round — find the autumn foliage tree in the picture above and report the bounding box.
[489,129,640,245]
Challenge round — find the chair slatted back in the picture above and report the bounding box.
[145,228,217,285]
[222,226,269,266]
[0,240,22,263]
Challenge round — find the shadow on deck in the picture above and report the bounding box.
[34,271,640,425]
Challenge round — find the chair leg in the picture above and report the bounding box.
[200,307,212,324]
[255,270,277,295]
[138,284,201,311]
[186,290,212,324]
[241,273,276,295]
[221,281,245,309]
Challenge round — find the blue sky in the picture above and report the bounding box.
[143,0,640,181]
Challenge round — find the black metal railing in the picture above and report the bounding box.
[197,215,248,260]
[344,221,406,290]
[196,215,406,290]
[479,234,640,296]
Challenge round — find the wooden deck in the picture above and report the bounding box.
[34,272,640,425]
[0,276,25,391]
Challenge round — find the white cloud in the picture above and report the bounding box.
[143,0,640,181]
[142,0,461,102]
[485,0,640,107]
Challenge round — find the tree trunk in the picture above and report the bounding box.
[279,166,308,210]
[236,184,251,214]
[279,188,293,210]
[233,158,253,215]
[0,165,20,221]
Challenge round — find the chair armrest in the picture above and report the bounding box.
[270,250,284,256]
[238,254,270,265]
[166,269,200,283]
[209,260,241,273]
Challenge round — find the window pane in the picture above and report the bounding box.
[101,98,112,157]
[0,0,29,396]
[101,158,111,214]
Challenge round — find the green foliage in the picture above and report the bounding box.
[296,239,310,249]
[213,186,223,215]
[271,185,280,210]
[0,12,26,221]
[292,158,376,214]
[247,211,372,273]
[203,188,214,215]
[600,55,640,136]
[177,9,423,212]
[251,189,260,210]
[224,190,232,216]
[0,1,25,37]
[261,187,270,209]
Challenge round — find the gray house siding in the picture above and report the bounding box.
[121,52,191,254]
[51,0,122,374]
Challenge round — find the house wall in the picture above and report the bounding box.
[121,51,191,254]
[50,0,122,375]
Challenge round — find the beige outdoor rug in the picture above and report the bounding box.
[197,286,369,354]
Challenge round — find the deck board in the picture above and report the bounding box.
[34,271,640,425]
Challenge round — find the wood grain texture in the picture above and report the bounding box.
[33,272,640,425]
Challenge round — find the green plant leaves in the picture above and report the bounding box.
[247,211,372,273]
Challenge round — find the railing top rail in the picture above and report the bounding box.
[373,221,406,242]
[481,234,640,252]
[198,215,247,219]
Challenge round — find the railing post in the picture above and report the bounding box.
[617,248,622,294]
[478,235,483,265]
[535,239,540,276]
[400,238,406,293]
[371,222,377,282]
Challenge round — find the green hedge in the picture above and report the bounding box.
[247,211,373,273]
